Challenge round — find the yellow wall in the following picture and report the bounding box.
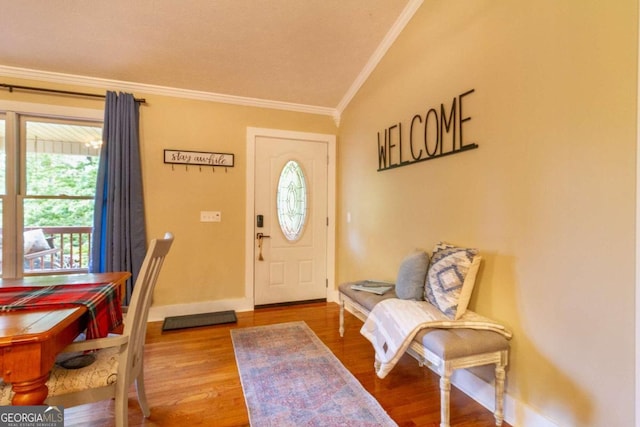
[139,96,336,305]
[0,76,337,306]
[337,1,637,425]
[1,0,637,423]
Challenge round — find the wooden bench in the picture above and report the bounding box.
[338,281,509,427]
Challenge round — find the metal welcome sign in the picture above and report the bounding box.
[377,89,478,172]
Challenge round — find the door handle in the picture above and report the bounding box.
[256,233,271,261]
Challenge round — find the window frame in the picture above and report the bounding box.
[0,101,102,278]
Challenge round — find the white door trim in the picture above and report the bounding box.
[636,3,640,423]
[245,127,336,307]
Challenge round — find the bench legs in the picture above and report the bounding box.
[338,291,509,427]
[339,298,345,337]
[494,360,507,426]
[438,360,507,427]
[440,367,452,427]
[439,360,506,427]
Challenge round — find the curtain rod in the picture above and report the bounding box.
[0,83,146,104]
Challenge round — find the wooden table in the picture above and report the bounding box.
[0,271,130,405]
[0,272,130,293]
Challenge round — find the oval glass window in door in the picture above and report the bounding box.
[276,160,307,241]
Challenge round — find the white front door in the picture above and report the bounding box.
[253,133,328,305]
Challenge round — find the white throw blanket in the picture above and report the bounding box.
[360,298,512,378]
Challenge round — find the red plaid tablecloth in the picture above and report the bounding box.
[0,283,123,339]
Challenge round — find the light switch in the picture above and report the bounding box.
[200,211,221,222]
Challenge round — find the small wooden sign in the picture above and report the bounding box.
[164,149,234,167]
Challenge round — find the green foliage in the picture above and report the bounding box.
[24,153,98,227]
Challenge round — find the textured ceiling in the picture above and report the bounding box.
[0,0,413,109]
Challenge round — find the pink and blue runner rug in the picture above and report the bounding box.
[231,321,397,426]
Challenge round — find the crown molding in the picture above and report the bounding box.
[0,65,337,118]
[335,0,423,116]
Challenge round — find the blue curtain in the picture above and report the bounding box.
[90,91,147,305]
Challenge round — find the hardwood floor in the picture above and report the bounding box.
[65,302,510,426]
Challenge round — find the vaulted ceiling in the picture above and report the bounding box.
[0,0,421,117]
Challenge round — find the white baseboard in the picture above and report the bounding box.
[149,290,339,322]
[327,288,340,303]
[148,297,254,322]
[450,368,558,427]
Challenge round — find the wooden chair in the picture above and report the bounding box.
[0,232,174,427]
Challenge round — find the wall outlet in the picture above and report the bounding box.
[200,211,221,222]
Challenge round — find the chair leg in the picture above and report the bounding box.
[494,361,507,426]
[136,373,151,418]
[115,386,128,427]
[135,370,151,417]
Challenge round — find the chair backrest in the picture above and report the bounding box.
[120,232,173,386]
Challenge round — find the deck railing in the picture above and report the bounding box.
[23,226,92,274]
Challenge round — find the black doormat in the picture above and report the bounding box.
[162,310,237,331]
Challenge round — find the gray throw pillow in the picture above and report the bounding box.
[395,250,430,300]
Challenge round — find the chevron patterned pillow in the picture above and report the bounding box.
[424,242,482,319]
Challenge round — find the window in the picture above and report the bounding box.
[0,111,102,277]
[276,160,308,241]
